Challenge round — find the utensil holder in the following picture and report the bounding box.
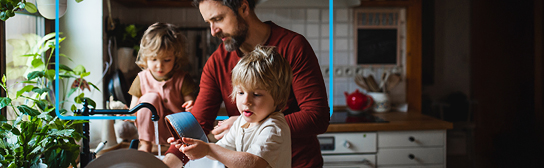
[368,92,391,113]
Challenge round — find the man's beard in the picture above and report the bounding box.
[219,16,248,52]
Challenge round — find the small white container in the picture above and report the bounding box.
[367,92,391,113]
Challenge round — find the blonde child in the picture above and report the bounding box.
[171,45,292,168]
[128,22,196,153]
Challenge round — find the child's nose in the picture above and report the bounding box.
[242,96,252,106]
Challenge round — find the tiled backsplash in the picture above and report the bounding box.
[109,2,406,106]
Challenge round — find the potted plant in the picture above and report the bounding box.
[107,22,145,79]
[1,0,87,21]
[0,33,98,168]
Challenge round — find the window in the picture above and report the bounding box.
[2,13,44,120]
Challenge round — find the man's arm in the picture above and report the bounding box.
[190,54,224,133]
[283,35,330,137]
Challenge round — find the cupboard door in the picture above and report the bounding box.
[377,148,444,165]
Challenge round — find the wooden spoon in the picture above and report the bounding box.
[386,73,401,91]
[355,75,369,91]
[366,74,380,92]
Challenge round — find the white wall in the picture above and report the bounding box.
[60,0,104,109]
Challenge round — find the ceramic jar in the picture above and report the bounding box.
[367,92,391,113]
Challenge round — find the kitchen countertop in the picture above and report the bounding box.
[326,111,453,133]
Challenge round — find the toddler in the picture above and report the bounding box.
[173,45,292,168]
[128,22,196,153]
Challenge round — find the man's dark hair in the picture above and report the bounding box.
[193,0,256,14]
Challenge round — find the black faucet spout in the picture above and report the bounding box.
[129,103,159,121]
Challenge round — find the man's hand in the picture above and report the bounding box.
[181,100,194,112]
[179,137,209,160]
[211,116,238,140]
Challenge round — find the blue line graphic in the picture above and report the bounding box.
[54,0,335,120]
[329,0,334,117]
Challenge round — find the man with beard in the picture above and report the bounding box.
[162,0,330,167]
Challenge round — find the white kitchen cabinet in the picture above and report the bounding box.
[320,130,447,168]
[377,130,447,168]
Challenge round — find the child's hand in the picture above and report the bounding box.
[211,116,238,140]
[179,137,209,160]
[181,100,194,112]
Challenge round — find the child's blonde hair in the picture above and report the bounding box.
[230,45,293,111]
[135,22,188,71]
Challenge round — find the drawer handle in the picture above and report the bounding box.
[408,136,415,142]
[408,154,415,160]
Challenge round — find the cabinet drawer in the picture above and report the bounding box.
[323,154,376,168]
[378,130,445,148]
[319,132,377,154]
[377,148,444,165]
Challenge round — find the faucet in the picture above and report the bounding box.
[74,99,158,167]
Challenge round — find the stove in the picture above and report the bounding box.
[330,111,388,124]
[319,111,387,168]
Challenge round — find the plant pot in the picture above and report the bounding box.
[117,47,139,74]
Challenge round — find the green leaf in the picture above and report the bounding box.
[73,65,86,75]
[16,85,34,98]
[32,87,51,95]
[22,53,38,57]
[59,64,73,72]
[66,88,77,98]
[0,12,7,22]
[70,104,77,112]
[2,74,6,84]
[21,80,37,84]
[1,123,12,130]
[81,72,91,78]
[0,97,11,110]
[87,82,100,91]
[49,129,75,137]
[35,100,47,111]
[5,10,14,17]
[74,93,84,104]
[59,109,68,115]
[24,2,37,13]
[44,106,55,113]
[83,98,96,108]
[0,114,6,122]
[27,71,44,80]
[17,105,40,116]
[59,53,73,62]
[31,58,43,68]
[59,74,73,78]
[10,127,20,135]
[45,69,56,80]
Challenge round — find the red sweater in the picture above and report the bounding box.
[167,21,330,167]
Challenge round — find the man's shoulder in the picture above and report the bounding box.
[268,21,306,41]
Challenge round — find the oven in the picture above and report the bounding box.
[319,111,386,168]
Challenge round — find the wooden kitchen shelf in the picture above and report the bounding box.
[113,0,193,8]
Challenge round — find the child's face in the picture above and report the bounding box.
[146,51,175,78]
[234,86,276,127]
